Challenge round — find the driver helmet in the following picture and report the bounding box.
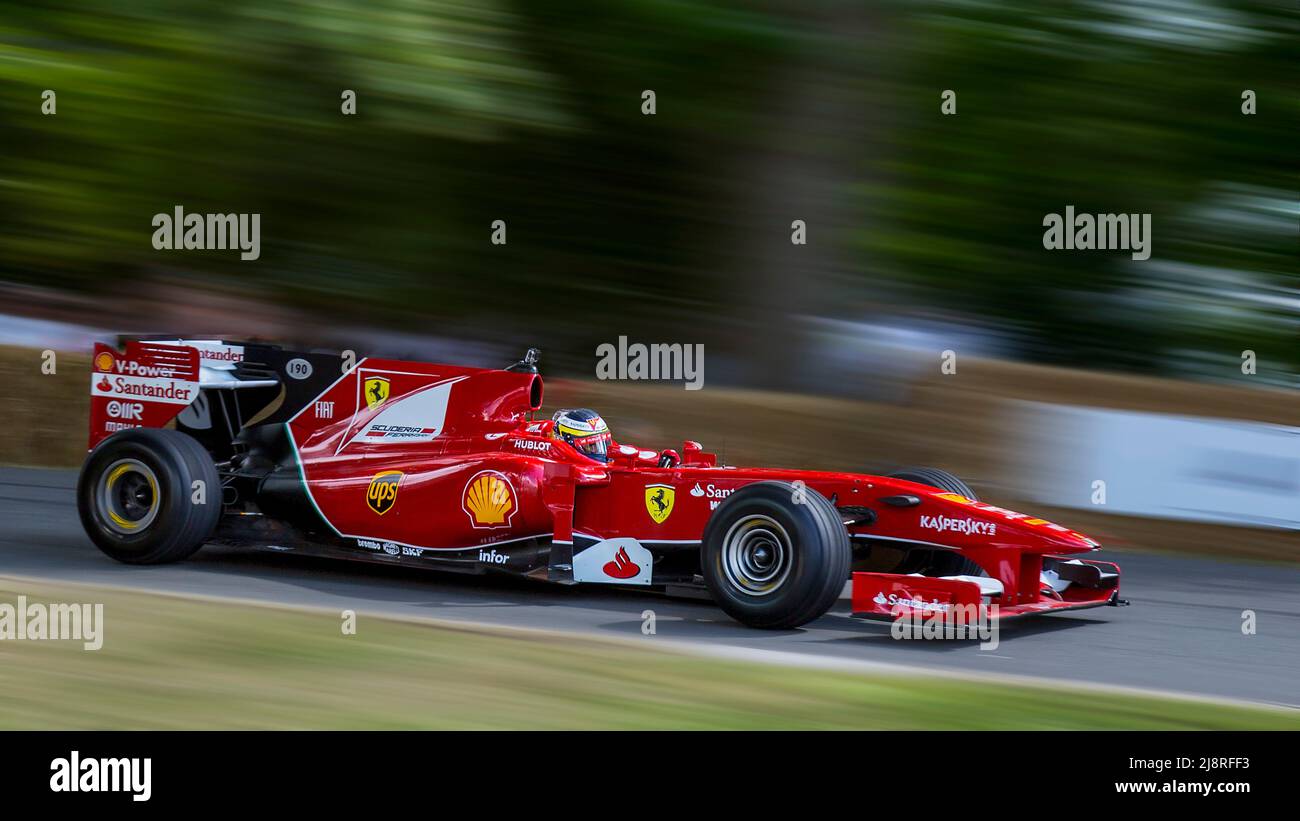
[551,408,611,463]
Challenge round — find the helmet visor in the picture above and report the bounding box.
[571,432,611,463]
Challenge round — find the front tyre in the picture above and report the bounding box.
[888,467,984,577]
[77,428,221,564]
[701,481,850,629]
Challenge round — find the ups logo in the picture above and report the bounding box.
[366,470,403,515]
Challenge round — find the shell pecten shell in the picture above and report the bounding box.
[465,472,514,526]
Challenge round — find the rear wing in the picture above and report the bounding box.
[89,340,202,450]
[87,339,288,451]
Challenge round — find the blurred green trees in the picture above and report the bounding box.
[0,1,1295,382]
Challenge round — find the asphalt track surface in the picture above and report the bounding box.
[2,467,1296,707]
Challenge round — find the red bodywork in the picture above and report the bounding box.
[86,341,1122,622]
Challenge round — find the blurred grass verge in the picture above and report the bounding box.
[1,578,1293,730]
[2,343,1296,562]
[0,345,89,468]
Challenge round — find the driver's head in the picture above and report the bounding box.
[551,408,611,463]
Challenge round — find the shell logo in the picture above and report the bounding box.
[462,470,517,529]
[94,352,115,372]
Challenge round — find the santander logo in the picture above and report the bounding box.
[602,546,641,580]
[92,373,195,405]
[873,590,951,613]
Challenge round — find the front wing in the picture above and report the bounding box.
[851,555,1123,622]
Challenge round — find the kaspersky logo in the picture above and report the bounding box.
[920,514,996,537]
[873,591,951,613]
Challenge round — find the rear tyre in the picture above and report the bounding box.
[77,428,221,564]
[701,481,851,629]
[888,467,984,577]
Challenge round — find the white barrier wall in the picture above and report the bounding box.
[1009,402,1300,530]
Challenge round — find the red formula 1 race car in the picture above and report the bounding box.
[78,339,1124,629]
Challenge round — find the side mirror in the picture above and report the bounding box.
[682,440,715,466]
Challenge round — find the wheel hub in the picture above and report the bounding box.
[721,514,793,596]
[98,459,161,535]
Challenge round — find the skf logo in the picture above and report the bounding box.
[94,351,115,372]
[645,484,675,524]
[366,470,403,515]
[364,376,390,410]
[462,470,517,528]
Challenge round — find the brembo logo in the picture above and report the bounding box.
[919,515,996,536]
[359,538,399,553]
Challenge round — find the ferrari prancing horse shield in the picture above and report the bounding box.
[645,484,675,524]
[364,376,391,409]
